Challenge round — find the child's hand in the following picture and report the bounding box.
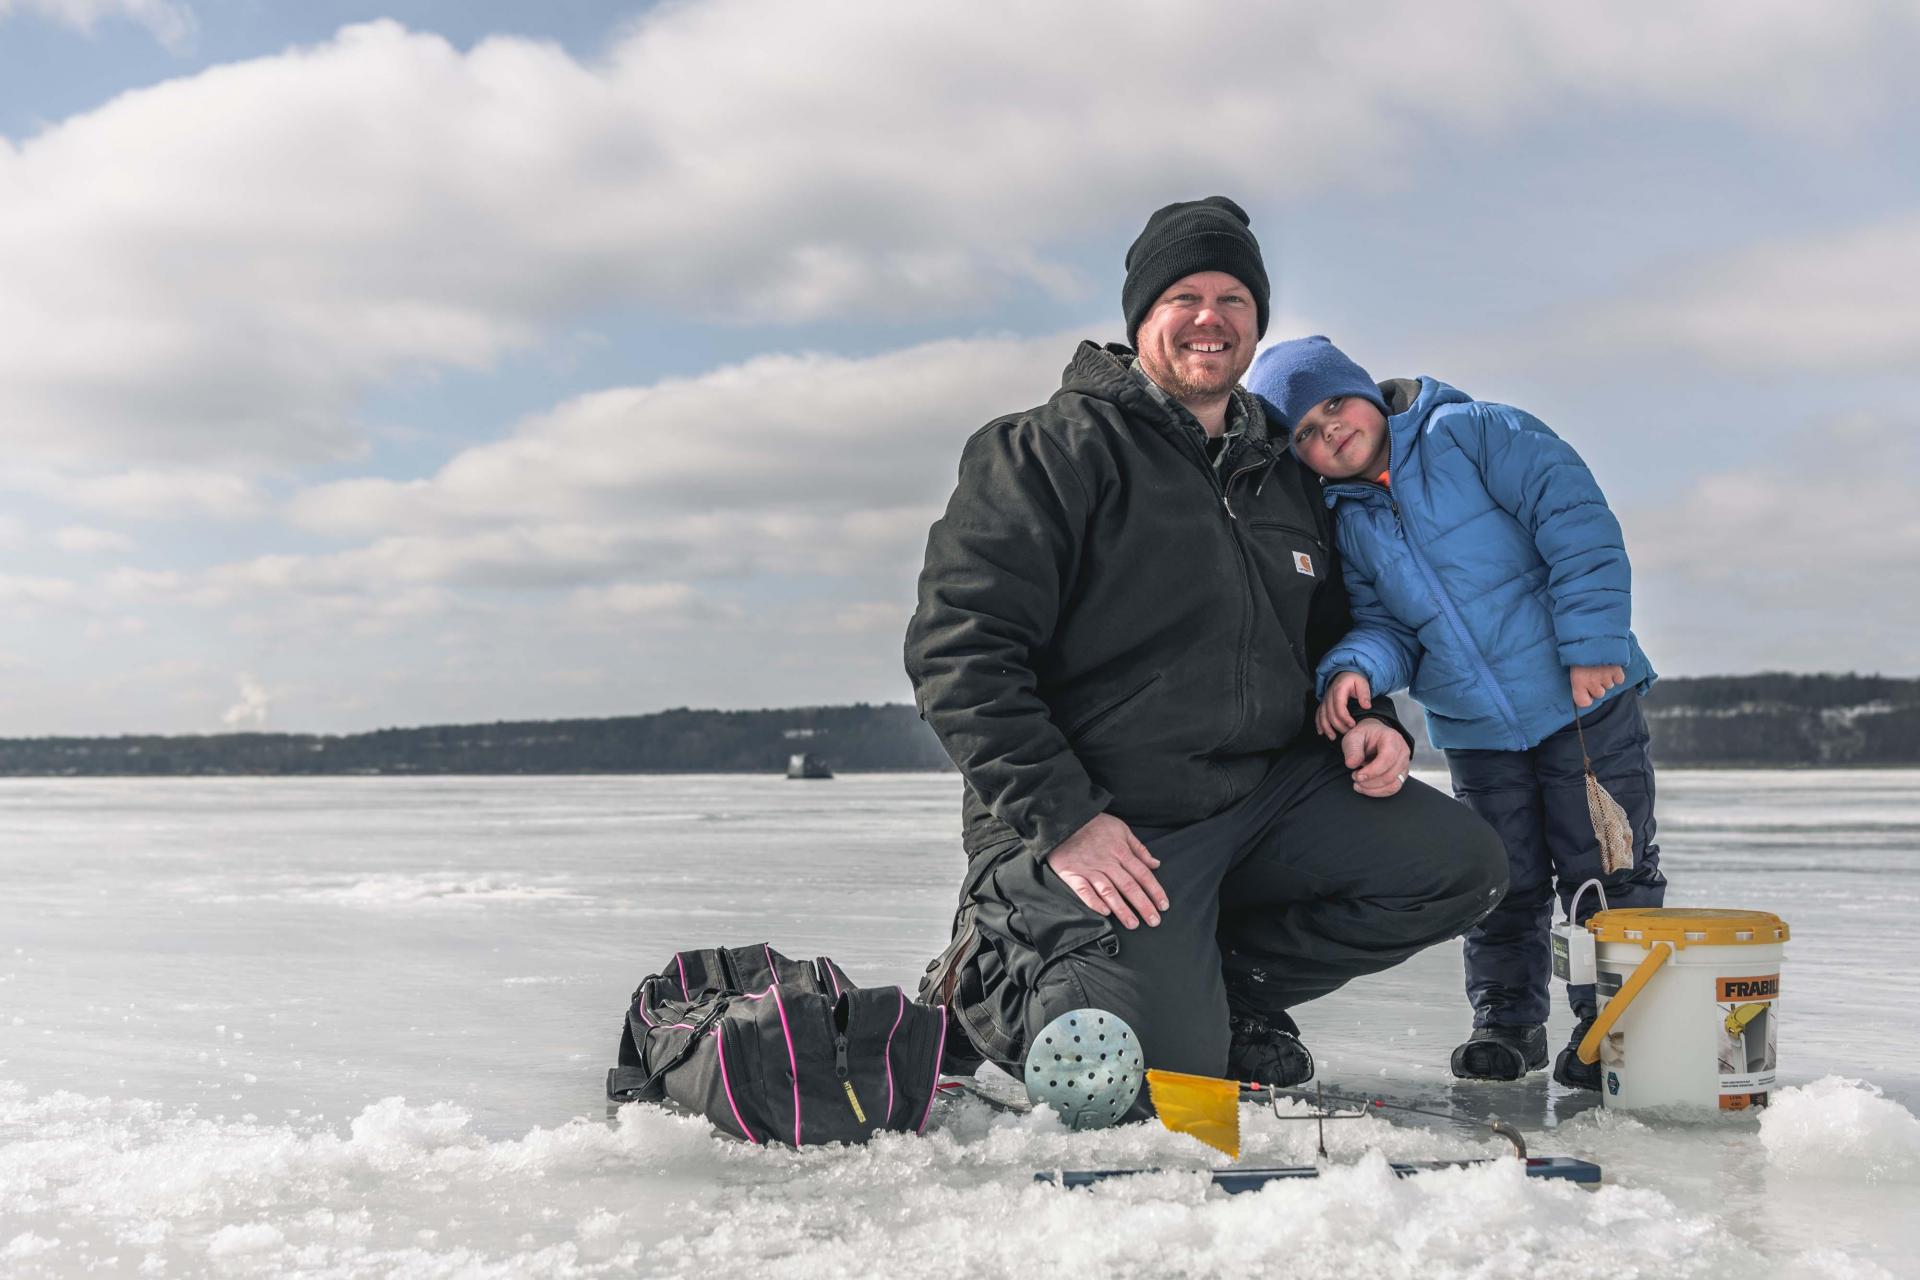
[1570,664,1626,709]
[1316,671,1373,739]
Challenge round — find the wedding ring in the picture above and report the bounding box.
[1395,772,1408,783]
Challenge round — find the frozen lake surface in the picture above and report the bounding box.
[4,770,1919,1278]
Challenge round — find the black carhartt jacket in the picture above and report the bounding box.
[905,341,1408,864]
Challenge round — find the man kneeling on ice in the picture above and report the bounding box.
[906,196,1508,1114]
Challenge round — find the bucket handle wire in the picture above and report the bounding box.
[1566,877,1610,926]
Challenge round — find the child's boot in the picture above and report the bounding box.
[1449,1024,1547,1080]
[1553,1017,1601,1090]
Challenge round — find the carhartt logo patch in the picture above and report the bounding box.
[1292,551,1315,577]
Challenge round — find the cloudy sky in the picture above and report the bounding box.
[1,0,1915,736]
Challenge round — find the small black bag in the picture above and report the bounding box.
[607,943,948,1146]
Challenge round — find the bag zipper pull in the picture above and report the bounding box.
[835,1033,850,1079]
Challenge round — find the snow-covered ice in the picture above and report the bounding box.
[2,769,1917,1278]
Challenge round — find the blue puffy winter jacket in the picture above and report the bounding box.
[1314,377,1654,751]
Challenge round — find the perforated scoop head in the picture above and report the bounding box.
[1023,1008,1144,1130]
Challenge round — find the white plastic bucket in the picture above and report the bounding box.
[1580,908,1790,1111]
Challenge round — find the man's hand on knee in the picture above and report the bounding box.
[1342,719,1410,798]
[1045,814,1168,929]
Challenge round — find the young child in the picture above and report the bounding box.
[1247,336,1667,1088]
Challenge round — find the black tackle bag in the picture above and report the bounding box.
[607,943,948,1146]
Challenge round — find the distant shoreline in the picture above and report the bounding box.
[3,674,1917,775]
[3,764,1918,783]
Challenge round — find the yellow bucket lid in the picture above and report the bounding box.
[1587,907,1789,948]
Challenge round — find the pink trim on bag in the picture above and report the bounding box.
[738,985,804,1146]
[711,1026,759,1144]
[675,953,690,998]
[884,988,905,1121]
[764,943,779,985]
[826,960,843,998]
[917,1005,948,1135]
[770,985,800,1144]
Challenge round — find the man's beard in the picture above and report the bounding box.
[1141,353,1240,403]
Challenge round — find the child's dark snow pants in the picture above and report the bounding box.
[1445,688,1667,1028]
[946,733,1509,1108]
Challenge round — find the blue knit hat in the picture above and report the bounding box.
[1247,336,1387,430]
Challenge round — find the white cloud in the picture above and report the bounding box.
[6,467,266,519]
[74,331,1068,656]
[1576,215,1920,371]
[102,566,183,598]
[82,614,147,639]
[1630,431,1920,581]
[0,573,80,610]
[4,5,1915,467]
[288,332,1069,538]
[144,328,1075,639]
[220,672,271,729]
[1624,414,1920,672]
[568,581,742,629]
[0,0,195,52]
[805,601,914,636]
[52,524,134,554]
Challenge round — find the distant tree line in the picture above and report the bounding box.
[1,675,1916,776]
[0,703,951,777]
[1639,673,1920,767]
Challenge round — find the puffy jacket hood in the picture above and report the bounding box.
[1379,377,1472,484]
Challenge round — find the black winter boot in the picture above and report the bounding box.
[1553,1018,1602,1091]
[1227,1009,1315,1086]
[1449,1024,1548,1080]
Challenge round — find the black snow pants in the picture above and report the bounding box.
[941,733,1509,1095]
[1445,688,1668,1028]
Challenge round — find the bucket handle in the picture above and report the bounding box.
[1566,877,1609,925]
[1576,941,1672,1065]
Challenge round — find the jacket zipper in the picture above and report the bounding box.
[1217,447,1273,751]
[1171,406,1311,758]
[1228,445,1319,684]
[1166,416,1262,754]
[1223,456,1269,520]
[1330,480,1526,748]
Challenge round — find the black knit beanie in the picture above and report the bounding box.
[1122,195,1270,346]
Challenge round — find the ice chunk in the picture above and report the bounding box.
[1761,1076,1920,1181]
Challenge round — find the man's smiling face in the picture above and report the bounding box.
[1133,271,1259,405]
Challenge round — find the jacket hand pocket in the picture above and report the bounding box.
[1065,672,1163,743]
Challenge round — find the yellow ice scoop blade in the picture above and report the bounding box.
[1146,1069,1240,1159]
